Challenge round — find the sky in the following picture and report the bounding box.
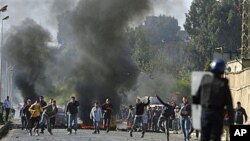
[0,0,192,42]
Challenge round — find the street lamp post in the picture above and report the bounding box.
[0,5,8,102]
[1,16,9,101]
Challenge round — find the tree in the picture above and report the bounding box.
[184,0,242,69]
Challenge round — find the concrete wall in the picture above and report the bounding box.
[226,67,250,124]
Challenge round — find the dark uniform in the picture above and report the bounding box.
[193,59,234,141]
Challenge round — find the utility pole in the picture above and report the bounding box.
[241,0,249,59]
[0,5,8,102]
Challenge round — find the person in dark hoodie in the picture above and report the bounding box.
[129,96,150,138]
[193,59,234,141]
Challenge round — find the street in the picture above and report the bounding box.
[0,114,226,141]
[2,128,192,141]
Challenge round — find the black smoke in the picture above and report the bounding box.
[57,0,150,122]
[2,18,53,102]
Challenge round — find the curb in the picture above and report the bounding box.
[0,121,12,139]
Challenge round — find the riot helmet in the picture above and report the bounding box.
[210,59,226,74]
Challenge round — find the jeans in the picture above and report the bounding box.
[103,117,111,131]
[5,108,10,121]
[93,120,100,133]
[152,119,158,132]
[180,116,191,141]
[172,118,179,131]
[40,114,52,133]
[21,116,27,129]
[25,116,31,130]
[67,113,78,132]
[130,116,146,134]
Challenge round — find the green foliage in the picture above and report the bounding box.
[47,77,76,106]
[184,0,241,69]
[128,15,192,94]
[173,77,191,96]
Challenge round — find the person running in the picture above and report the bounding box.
[90,102,102,134]
[29,100,43,136]
[126,105,135,130]
[39,99,58,135]
[156,95,175,141]
[102,98,113,133]
[23,99,32,132]
[129,96,150,138]
[39,96,47,133]
[65,96,79,135]
[20,104,27,130]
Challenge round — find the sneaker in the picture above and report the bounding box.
[67,132,72,135]
[35,133,39,136]
[92,131,97,134]
[49,132,53,135]
[97,129,100,134]
[35,129,39,136]
[74,130,77,135]
[106,129,109,133]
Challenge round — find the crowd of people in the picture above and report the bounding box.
[18,95,114,137]
[2,59,249,141]
[122,95,191,141]
[15,93,248,140]
[2,95,248,141]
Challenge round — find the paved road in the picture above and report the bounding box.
[1,113,226,141]
[2,128,197,141]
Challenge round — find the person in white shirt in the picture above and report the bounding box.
[3,96,11,122]
[90,102,102,134]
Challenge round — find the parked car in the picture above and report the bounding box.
[55,108,67,128]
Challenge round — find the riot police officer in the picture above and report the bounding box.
[193,59,234,141]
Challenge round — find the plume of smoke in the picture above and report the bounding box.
[4,0,78,41]
[126,72,176,104]
[2,18,52,102]
[57,0,151,122]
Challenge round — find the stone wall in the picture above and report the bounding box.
[226,67,250,124]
